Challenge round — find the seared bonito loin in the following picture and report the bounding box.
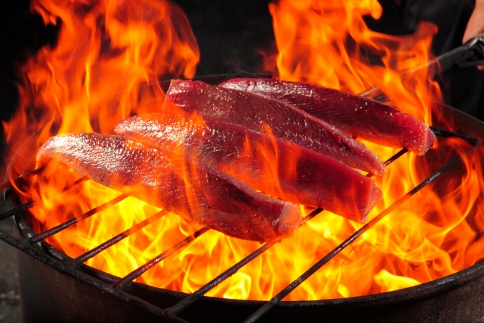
[36,133,302,242]
[220,78,436,155]
[115,113,382,222]
[164,79,386,176]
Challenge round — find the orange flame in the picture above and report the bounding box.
[4,0,199,172]
[268,0,441,124]
[4,0,484,302]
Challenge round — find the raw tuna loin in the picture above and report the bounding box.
[37,133,302,242]
[115,113,382,222]
[220,78,435,155]
[164,80,385,176]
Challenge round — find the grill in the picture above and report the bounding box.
[1,32,484,323]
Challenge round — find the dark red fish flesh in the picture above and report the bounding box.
[164,80,385,176]
[37,133,302,242]
[115,113,382,222]
[219,78,436,155]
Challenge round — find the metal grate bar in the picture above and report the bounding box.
[383,148,408,166]
[62,176,89,191]
[0,126,478,323]
[0,166,45,191]
[242,141,483,323]
[28,194,128,244]
[165,242,276,316]
[430,126,480,144]
[0,201,34,221]
[165,207,322,316]
[113,227,211,289]
[163,147,407,317]
[73,210,168,266]
[0,222,189,323]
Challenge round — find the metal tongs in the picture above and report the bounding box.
[437,33,484,70]
[360,33,484,101]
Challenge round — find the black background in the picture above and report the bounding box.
[0,0,276,122]
[0,0,483,122]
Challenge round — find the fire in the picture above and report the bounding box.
[3,0,484,302]
[268,0,441,125]
[4,0,199,163]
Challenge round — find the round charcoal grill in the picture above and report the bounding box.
[0,0,483,317]
[0,92,483,323]
[2,33,484,321]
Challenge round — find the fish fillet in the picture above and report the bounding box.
[220,78,436,155]
[115,113,382,222]
[37,133,302,242]
[164,80,385,176]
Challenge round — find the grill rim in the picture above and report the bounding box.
[9,207,484,323]
[4,103,483,310]
[10,201,484,309]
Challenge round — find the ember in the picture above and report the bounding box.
[3,0,484,307]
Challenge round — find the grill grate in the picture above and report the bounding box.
[0,126,481,322]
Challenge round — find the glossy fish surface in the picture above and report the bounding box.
[220,78,436,155]
[164,80,385,176]
[116,113,382,222]
[37,133,302,242]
